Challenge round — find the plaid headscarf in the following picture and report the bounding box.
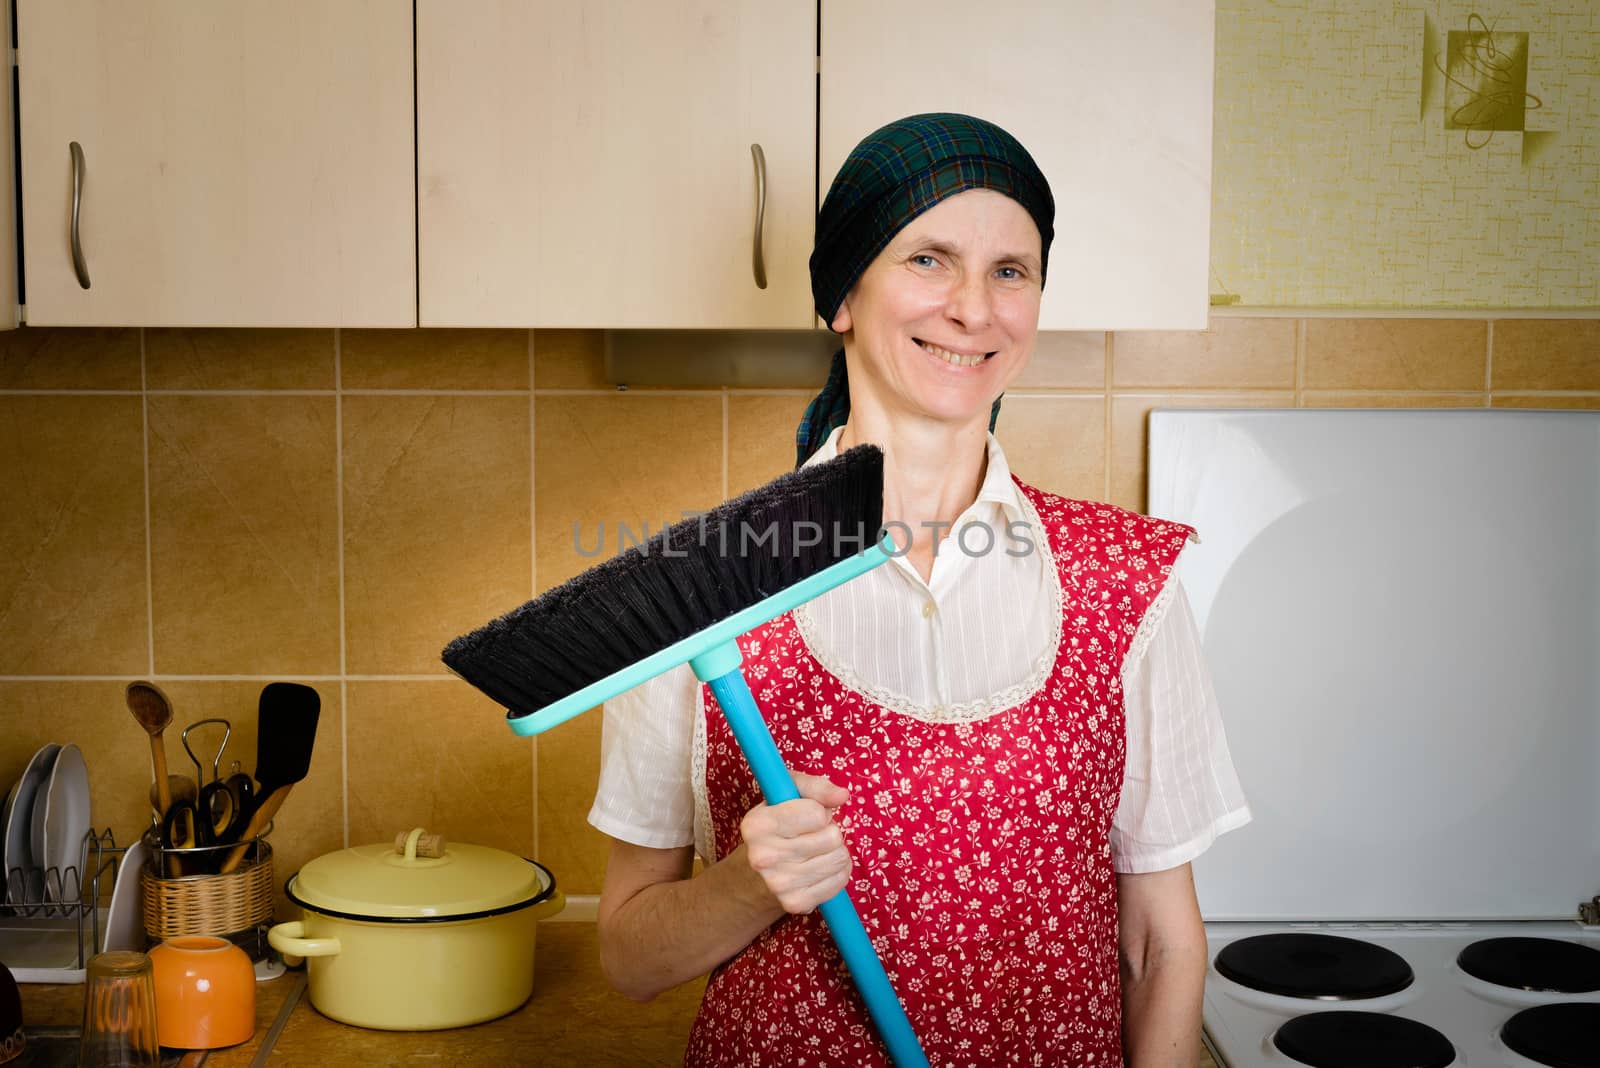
[796,113,1055,467]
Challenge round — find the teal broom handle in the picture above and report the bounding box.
[697,647,928,1068]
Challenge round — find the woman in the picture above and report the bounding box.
[589,113,1250,1066]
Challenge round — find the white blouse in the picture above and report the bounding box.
[589,428,1251,874]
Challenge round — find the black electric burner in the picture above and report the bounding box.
[1213,933,1414,1000]
[1272,1011,1455,1068]
[1500,1003,1600,1068]
[1456,937,1600,993]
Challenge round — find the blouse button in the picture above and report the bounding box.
[921,601,936,620]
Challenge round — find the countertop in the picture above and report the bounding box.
[17,924,1218,1065]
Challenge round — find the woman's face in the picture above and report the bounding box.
[830,188,1042,429]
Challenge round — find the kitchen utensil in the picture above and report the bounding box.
[79,951,160,1068]
[1,744,61,910]
[31,743,90,917]
[219,683,320,874]
[443,446,927,1067]
[125,682,175,818]
[148,936,255,1049]
[268,828,564,1030]
[0,961,22,1065]
[184,719,238,848]
[215,762,254,844]
[104,837,151,953]
[147,774,197,816]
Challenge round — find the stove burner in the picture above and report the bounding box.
[1213,933,1413,1000]
[1457,937,1600,993]
[1272,1011,1455,1068]
[1501,1004,1600,1068]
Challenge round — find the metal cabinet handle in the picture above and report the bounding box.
[69,141,91,289]
[750,143,768,290]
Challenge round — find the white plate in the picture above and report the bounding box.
[104,835,150,952]
[32,743,91,915]
[2,742,60,908]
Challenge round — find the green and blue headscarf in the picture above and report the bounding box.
[795,113,1056,467]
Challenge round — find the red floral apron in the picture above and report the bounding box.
[685,482,1193,1067]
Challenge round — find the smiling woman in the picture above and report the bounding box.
[589,112,1250,1068]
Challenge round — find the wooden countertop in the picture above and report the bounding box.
[18,924,1219,1065]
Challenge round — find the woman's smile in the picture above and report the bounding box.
[914,338,995,369]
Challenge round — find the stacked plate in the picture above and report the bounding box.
[0,743,92,914]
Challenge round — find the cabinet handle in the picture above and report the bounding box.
[750,143,768,290]
[69,141,91,290]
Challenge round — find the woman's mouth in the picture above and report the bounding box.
[915,339,995,368]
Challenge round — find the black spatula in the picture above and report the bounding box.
[220,682,320,873]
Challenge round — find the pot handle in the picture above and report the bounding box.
[529,889,566,922]
[268,921,341,959]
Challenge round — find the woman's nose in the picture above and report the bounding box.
[944,271,993,331]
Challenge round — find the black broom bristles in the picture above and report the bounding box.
[443,445,885,719]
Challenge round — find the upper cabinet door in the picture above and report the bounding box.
[418,1,815,329]
[821,1,1214,331]
[18,1,415,327]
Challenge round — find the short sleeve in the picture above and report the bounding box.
[587,662,699,849]
[1111,577,1252,874]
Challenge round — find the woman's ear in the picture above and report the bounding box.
[829,298,853,335]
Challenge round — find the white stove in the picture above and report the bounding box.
[1148,410,1600,1068]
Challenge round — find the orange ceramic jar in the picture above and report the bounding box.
[147,936,256,1049]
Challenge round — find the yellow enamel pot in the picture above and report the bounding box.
[268,828,564,1031]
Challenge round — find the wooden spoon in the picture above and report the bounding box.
[126,681,175,814]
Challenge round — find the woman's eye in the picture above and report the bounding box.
[995,266,1022,281]
[911,254,939,268]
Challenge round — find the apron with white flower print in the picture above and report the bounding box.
[685,482,1194,1068]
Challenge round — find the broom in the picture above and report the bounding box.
[443,444,927,1068]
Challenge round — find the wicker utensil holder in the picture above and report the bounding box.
[140,828,274,946]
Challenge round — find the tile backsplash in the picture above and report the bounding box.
[1,319,1596,907]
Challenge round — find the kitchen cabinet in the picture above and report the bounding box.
[17,0,415,327]
[418,0,817,329]
[821,0,1215,331]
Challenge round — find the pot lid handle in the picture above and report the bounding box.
[395,828,447,861]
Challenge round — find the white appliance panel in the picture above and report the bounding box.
[1147,410,1600,922]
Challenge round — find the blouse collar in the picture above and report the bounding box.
[799,424,1025,524]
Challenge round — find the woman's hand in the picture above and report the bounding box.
[739,772,852,914]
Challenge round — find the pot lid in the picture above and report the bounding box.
[289,828,551,920]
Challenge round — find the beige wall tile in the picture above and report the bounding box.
[1491,320,1600,391]
[1010,332,1106,389]
[346,680,532,859]
[533,393,721,893]
[534,330,608,390]
[534,394,723,590]
[728,393,811,494]
[144,329,335,389]
[343,395,530,675]
[137,679,344,919]
[342,329,529,390]
[0,679,341,921]
[0,396,147,674]
[0,328,140,389]
[148,395,340,675]
[1110,393,1295,513]
[1302,392,1485,408]
[1303,320,1486,391]
[994,396,1106,501]
[1492,394,1600,410]
[1113,317,1296,389]
[537,713,608,895]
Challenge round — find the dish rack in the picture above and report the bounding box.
[0,827,123,983]
[140,823,275,962]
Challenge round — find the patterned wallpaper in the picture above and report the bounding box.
[1211,1,1599,307]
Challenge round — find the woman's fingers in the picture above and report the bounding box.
[739,774,853,914]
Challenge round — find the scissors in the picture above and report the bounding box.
[162,719,251,854]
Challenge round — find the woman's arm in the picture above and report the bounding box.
[596,772,851,1002]
[1117,862,1209,1068]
